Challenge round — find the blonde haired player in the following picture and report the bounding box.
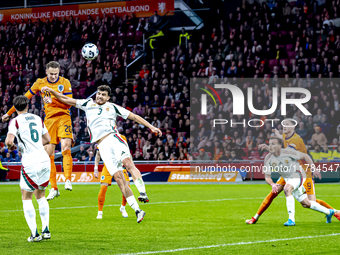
[2,61,74,200]
[5,96,51,242]
[246,119,340,224]
[264,136,334,225]
[94,135,131,219]
[41,85,162,223]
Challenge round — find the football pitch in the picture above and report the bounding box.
[0,183,339,254]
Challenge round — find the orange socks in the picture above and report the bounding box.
[121,184,130,206]
[49,155,58,190]
[256,191,278,216]
[316,199,334,209]
[62,150,73,181]
[98,185,108,211]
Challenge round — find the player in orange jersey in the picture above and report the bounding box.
[246,119,340,224]
[2,61,74,200]
[94,134,131,219]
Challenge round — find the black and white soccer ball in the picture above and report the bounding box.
[82,43,99,60]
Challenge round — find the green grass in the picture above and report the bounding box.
[0,183,339,254]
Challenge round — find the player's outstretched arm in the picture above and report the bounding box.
[263,153,280,193]
[41,86,77,106]
[5,134,16,150]
[2,87,36,122]
[300,152,322,179]
[42,132,51,146]
[127,112,162,137]
[94,150,100,178]
[272,128,282,139]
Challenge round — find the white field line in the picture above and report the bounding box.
[117,233,340,255]
[1,195,339,213]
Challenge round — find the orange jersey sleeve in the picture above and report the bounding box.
[283,132,309,172]
[40,77,73,119]
[6,82,39,116]
[283,133,307,154]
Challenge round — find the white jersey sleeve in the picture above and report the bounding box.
[111,103,131,119]
[8,119,18,136]
[263,153,272,175]
[75,98,93,111]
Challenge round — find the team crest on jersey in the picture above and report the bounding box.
[91,104,97,107]
[101,175,105,180]
[58,85,64,92]
[106,107,109,111]
[285,160,289,164]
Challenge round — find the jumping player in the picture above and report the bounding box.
[41,85,162,223]
[246,119,340,224]
[94,137,131,219]
[2,61,74,200]
[5,96,52,242]
[264,137,334,225]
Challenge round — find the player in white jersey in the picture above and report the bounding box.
[264,137,335,226]
[5,96,52,242]
[41,85,162,223]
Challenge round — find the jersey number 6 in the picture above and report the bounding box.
[29,123,39,143]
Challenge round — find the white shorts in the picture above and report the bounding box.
[284,171,307,202]
[97,133,132,176]
[20,161,51,192]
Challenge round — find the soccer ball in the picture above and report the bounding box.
[82,43,99,60]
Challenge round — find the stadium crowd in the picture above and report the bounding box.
[0,12,190,163]
[190,0,340,162]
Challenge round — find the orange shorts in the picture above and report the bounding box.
[100,164,130,186]
[44,115,73,144]
[276,176,315,195]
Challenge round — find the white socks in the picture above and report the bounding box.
[135,178,146,194]
[126,196,140,212]
[23,200,37,236]
[286,195,295,222]
[254,214,259,220]
[310,201,330,215]
[37,197,49,232]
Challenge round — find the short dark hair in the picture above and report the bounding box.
[269,136,283,146]
[13,96,29,111]
[46,61,60,70]
[97,85,111,95]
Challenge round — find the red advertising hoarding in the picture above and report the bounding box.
[0,0,174,23]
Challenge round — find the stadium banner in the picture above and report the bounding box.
[167,171,243,182]
[57,172,97,183]
[0,0,174,23]
[56,172,172,183]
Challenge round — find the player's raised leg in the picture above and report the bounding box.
[297,195,334,223]
[304,178,340,221]
[120,169,130,218]
[61,138,73,191]
[113,170,145,223]
[45,144,60,200]
[97,183,108,219]
[122,157,149,203]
